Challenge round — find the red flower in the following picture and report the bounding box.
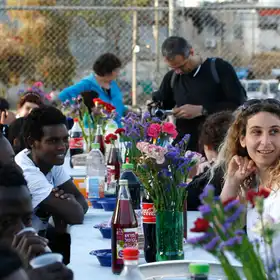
[147,123,161,139]
[190,218,209,233]
[162,122,178,138]
[246,188,271,206]
[93,98,104,106]
[104,103,116,113]
[258,188,270,198]
[222,197,237,206]
[105,133,118,144]
[115,128,125,135]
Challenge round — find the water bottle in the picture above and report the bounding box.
[86,143,105,199]
[189,263,209,280]
[119,248,145,279]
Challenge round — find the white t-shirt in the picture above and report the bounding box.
[15,149,71,208]
[247,188,280,261]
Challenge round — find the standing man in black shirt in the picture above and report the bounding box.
[153,36,246,151]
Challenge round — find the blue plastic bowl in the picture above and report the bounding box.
[93,223,112,239]
[100,199,116,212]
[104,193,116,198]
[99,227,111,239]
[88,198,104,209]
[90,249,112,267]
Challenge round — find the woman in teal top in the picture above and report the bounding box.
[59,53,127,127]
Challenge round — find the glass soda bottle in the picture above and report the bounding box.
[94,124,105,156]
[120,248,145,280]
[69,118,84,167]
[111,180,138,275]
[107,142,122,193]
[142,194,156,263]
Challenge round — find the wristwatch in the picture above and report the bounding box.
[201,107,208,116]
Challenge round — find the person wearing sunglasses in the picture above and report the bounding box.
[215,98,280,264]
[153,36,246,151]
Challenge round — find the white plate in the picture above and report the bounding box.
[139,260,243,280]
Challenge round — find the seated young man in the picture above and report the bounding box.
[7,117,26,155]
[187,111,234,210]
[0,133,16,166]
[0,164,73,280]
[15,106,88,263]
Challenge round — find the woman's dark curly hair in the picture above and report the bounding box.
[199,111,234,152]
[93,53,122,76]
[17,91,44,109]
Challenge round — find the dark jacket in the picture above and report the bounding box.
[153,58,246,151]
[187,166,224,210]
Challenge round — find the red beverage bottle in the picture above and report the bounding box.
[142,195,156,263]
[94,124,105,156]
[107,146,122,186]
[111,179,138,274]
[69,118,84,168]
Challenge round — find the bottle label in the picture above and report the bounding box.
[69,137,84,149]
[107,165,116,185]
[87,176,105,198]
[142,203,156,224]
[116,227,138,264]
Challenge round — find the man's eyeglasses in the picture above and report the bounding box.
[241,98,280,111]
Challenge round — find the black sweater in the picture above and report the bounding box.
[187,166,224,211]
[153,58,246,151]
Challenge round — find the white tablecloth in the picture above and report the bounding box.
[68,208,241,280]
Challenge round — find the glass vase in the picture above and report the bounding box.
[156,210,184,261]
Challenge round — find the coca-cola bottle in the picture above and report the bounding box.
[69,118,84,167]
[142,195,156,263]
[111,179,138,274]
[94,124,105,156]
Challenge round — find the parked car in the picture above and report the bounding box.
[241,79,279,100]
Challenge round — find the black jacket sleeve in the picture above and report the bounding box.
[152,70,176,110]
[203,58,247,114]
[187,167,224,211]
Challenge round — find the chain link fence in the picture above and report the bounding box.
[1,1,280,107]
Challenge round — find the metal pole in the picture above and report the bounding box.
[168,0,174,36]
[132,7,138,106]
[154,0,160,85]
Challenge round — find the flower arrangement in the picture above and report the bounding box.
[136,135,199,212]
[118,112,179,168]
[187,184,280,280]
[60,96,116,150]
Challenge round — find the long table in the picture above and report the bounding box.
[68,208,241,280]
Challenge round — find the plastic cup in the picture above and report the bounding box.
[30,253,63,268]
[16,227,52,253]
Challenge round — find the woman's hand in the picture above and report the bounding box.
[227,155,256,185]
[221,156,256,202]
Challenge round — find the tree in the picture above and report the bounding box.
[2,0,76,88]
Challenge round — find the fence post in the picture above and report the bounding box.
[168,0,175,36]
[132,4,138,107]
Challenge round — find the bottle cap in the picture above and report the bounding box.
[91,143,100,150]
[122,163,134,170]
[74,118,79,122]
[189,263,210,274]
[123,248,139,261]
